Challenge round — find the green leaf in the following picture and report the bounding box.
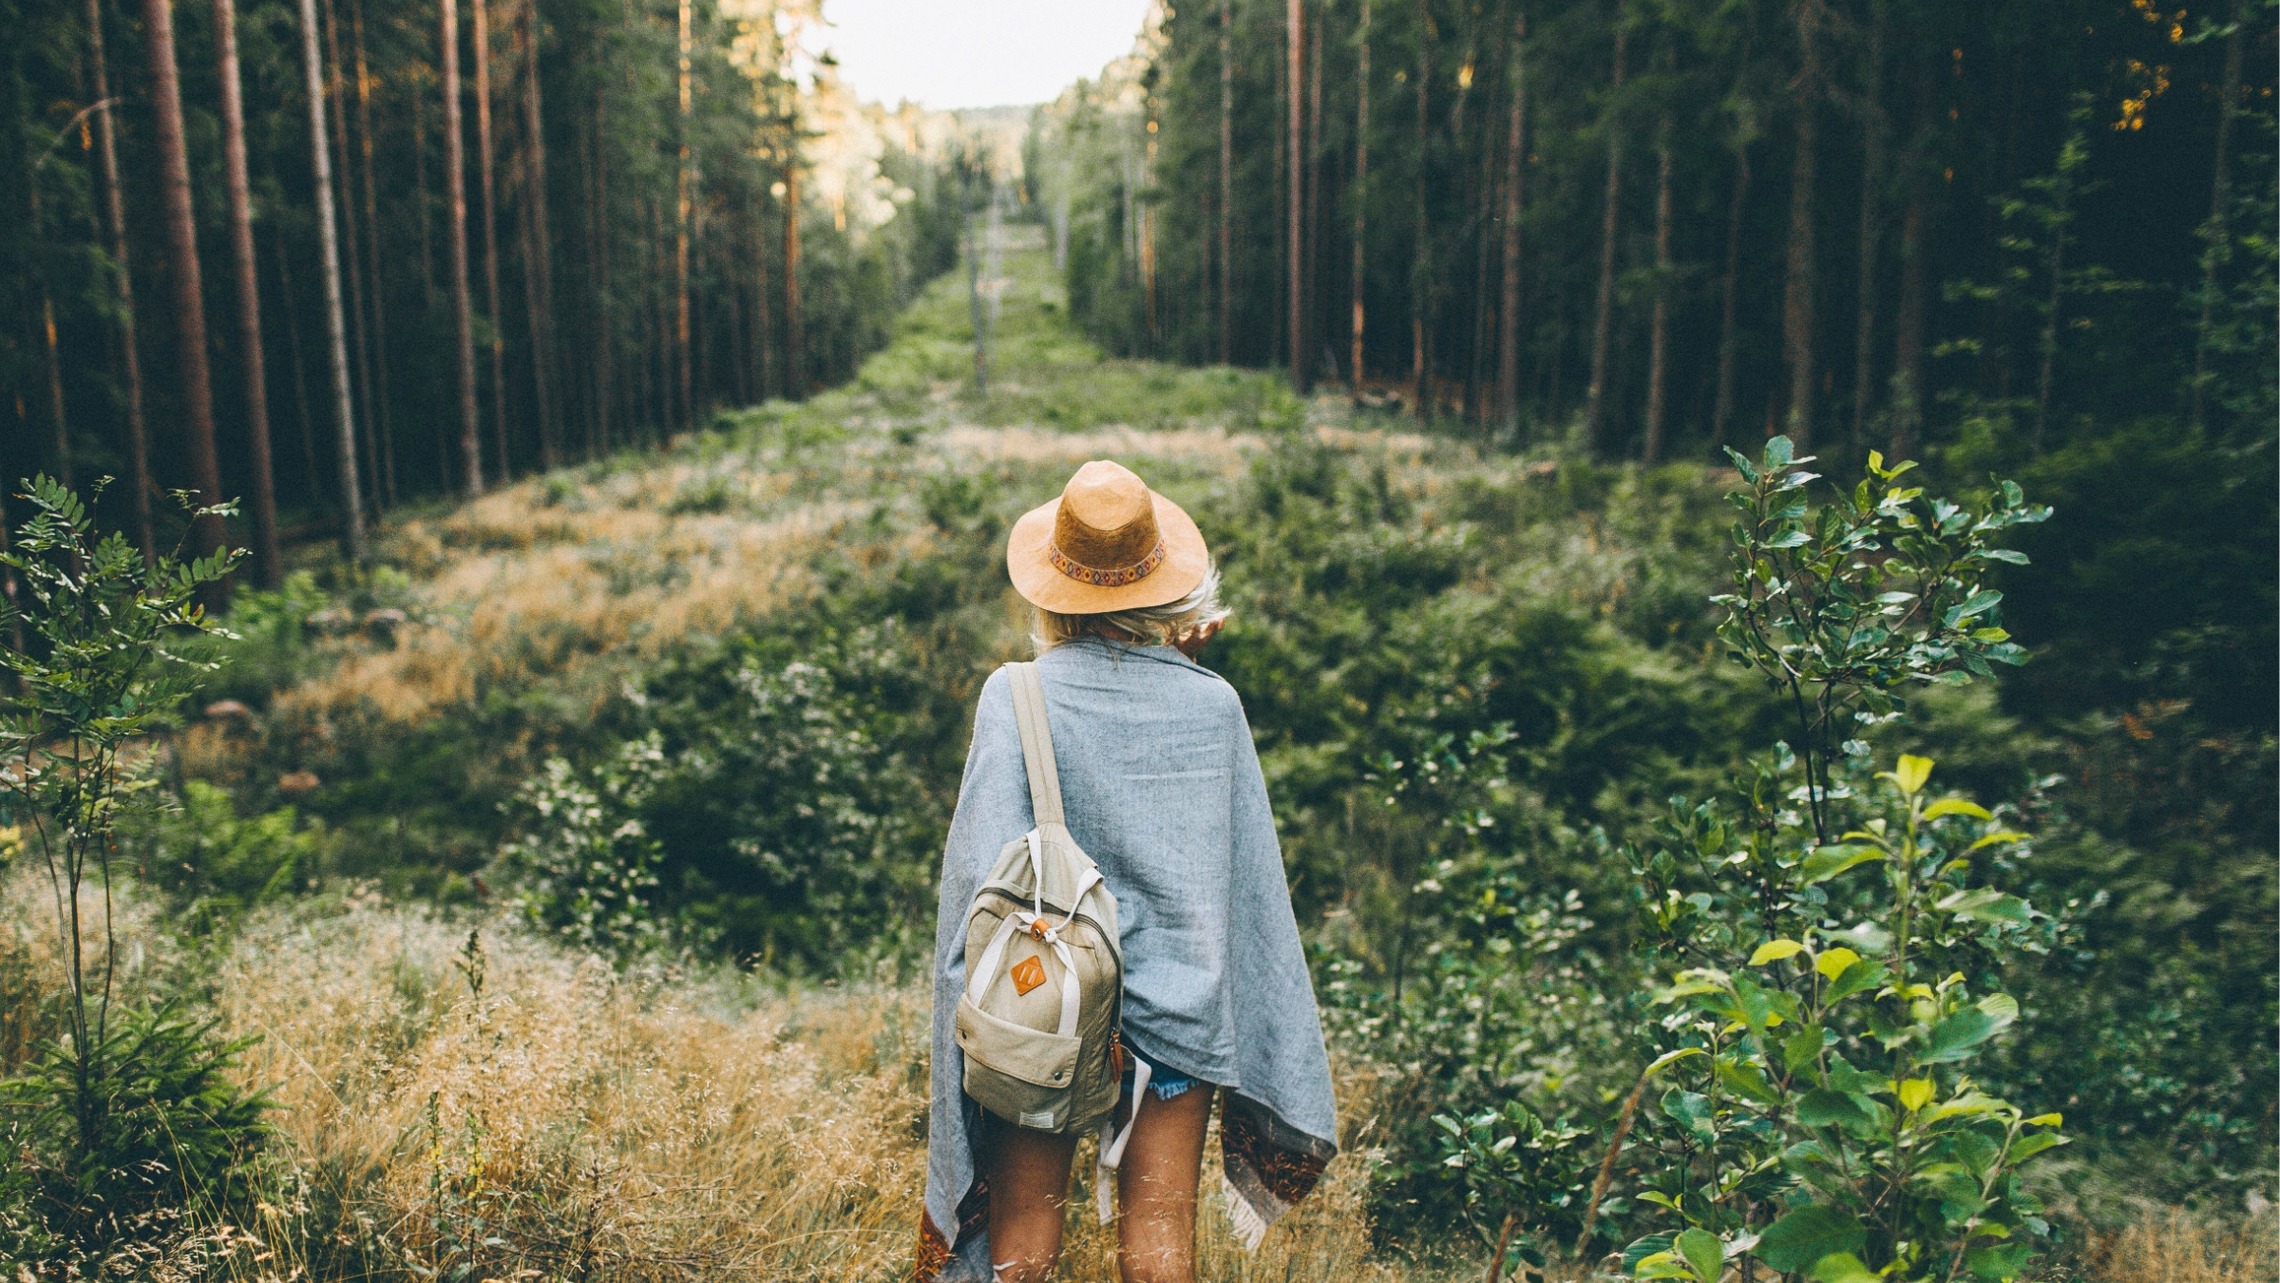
[1921,797,1992,821]
[1826,958,1889,1003]
[1814,947,1862,981]
[1754,1204,1867,1273]
[1633,1251,1694,1280]
[2024,1112,2063,1127]
[1784,1024,1827,1076]
[1801,844,1887,885]
[1938,888,2031,924]
[1796,1088,1877,1132]
[1968,830,2028,851]
[2009,1131,2070,1162]
[1976,993,2021,1028]
[1644,1047,1708,1076]
[1921,1008,2002,1064]
[1675,1228,1724,1283]
[1897,1078,1936,1112]
[1750,938,1806,966]
[1965,1240,2033,1280]
[1811,1253,1883,1283]
[1717,1057,1784,1107]
[1662,1089,1717,1146]
[1891,755,1934,796]
[1626,1233,1678,1275]
[1943,590,2004,630]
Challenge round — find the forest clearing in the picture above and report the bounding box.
[4,221,2273,1281]
[2,0,2274,1278]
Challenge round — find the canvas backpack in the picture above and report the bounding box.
[954,662,1138,1151]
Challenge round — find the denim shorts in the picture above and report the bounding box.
[1124,1045,1204,1102]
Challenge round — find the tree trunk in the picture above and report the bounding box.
[587,93,610,452]
[1886,47,1941,460]
[1780,0,1825,447]
[322,0,378,517]
[1713,139,1752,448]
[675,0,694,426]
[1585,3,1627,451]
[39,286,69,487]
[351,0,394,506]
[1643,117,1673,464]
[212,0,282,587]
[2030,162,2069,454]
[518,0,557,467]
[21,160,72,490]
[1350,0,1370,402]
[1849,0,1887,448]
[84,0,155,562]
[441,0,484,494]
[328,0,390,514]
[1305,0,1324,383]
[1495,3,1527,436]
[1462,25,1502,428]
[142,0,231,595]
[272,231,321,500]
[1408,0,1430,420]
[474,0,509,477]
[784,155,804,398]
[296,0,366,562]
[653,196,673,432]
[414,67,436,298]
[1285,0,1305,389]
[2190,0,2246,428]
[752,180,774,400]
[1219,0,1233,365]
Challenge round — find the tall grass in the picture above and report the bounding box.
[1,881,1427,1279]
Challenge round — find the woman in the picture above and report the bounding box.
[919,461,1339,1283]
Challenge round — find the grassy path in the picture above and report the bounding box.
[261,224,1305,734]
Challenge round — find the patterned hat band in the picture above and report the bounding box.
[1047,537,1167,588]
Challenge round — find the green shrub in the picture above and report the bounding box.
[133,780,328,925]
[636,623,946,967]
[497,733,669,957]
[1616,440,2067,1282]
[0,1002,270,1251]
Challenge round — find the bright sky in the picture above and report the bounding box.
[816,0,1153,110]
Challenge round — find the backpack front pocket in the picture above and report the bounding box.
[956,994,1081,1130]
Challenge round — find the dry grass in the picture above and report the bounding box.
[143,891,1436,1281]
[2085,1208,2279,1283]
[277,490,857,725]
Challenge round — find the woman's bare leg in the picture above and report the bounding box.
[983,1116,1079,1283]
[1116,1086,1214,1283]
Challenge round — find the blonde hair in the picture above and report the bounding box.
[1031,565,1229,653]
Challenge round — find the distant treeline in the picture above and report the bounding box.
[0,0,960,584]
[1030,0,2276,463]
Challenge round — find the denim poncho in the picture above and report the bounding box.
[918,639,1339,1281]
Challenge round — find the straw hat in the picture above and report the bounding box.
[1007,461,1210,614]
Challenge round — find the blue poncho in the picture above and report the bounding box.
[918,639,1339,1281]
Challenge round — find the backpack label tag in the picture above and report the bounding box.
[1011,955,1047,996]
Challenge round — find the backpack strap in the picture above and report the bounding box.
[1006,662,1065,829]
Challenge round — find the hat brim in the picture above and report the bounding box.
[1007,490,1210,614]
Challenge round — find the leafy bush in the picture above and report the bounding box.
[498,733,670,957]
[1615,440,2066,1282]
[133,780,328,925]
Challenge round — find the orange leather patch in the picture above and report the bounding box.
[1011,955,1047,996]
